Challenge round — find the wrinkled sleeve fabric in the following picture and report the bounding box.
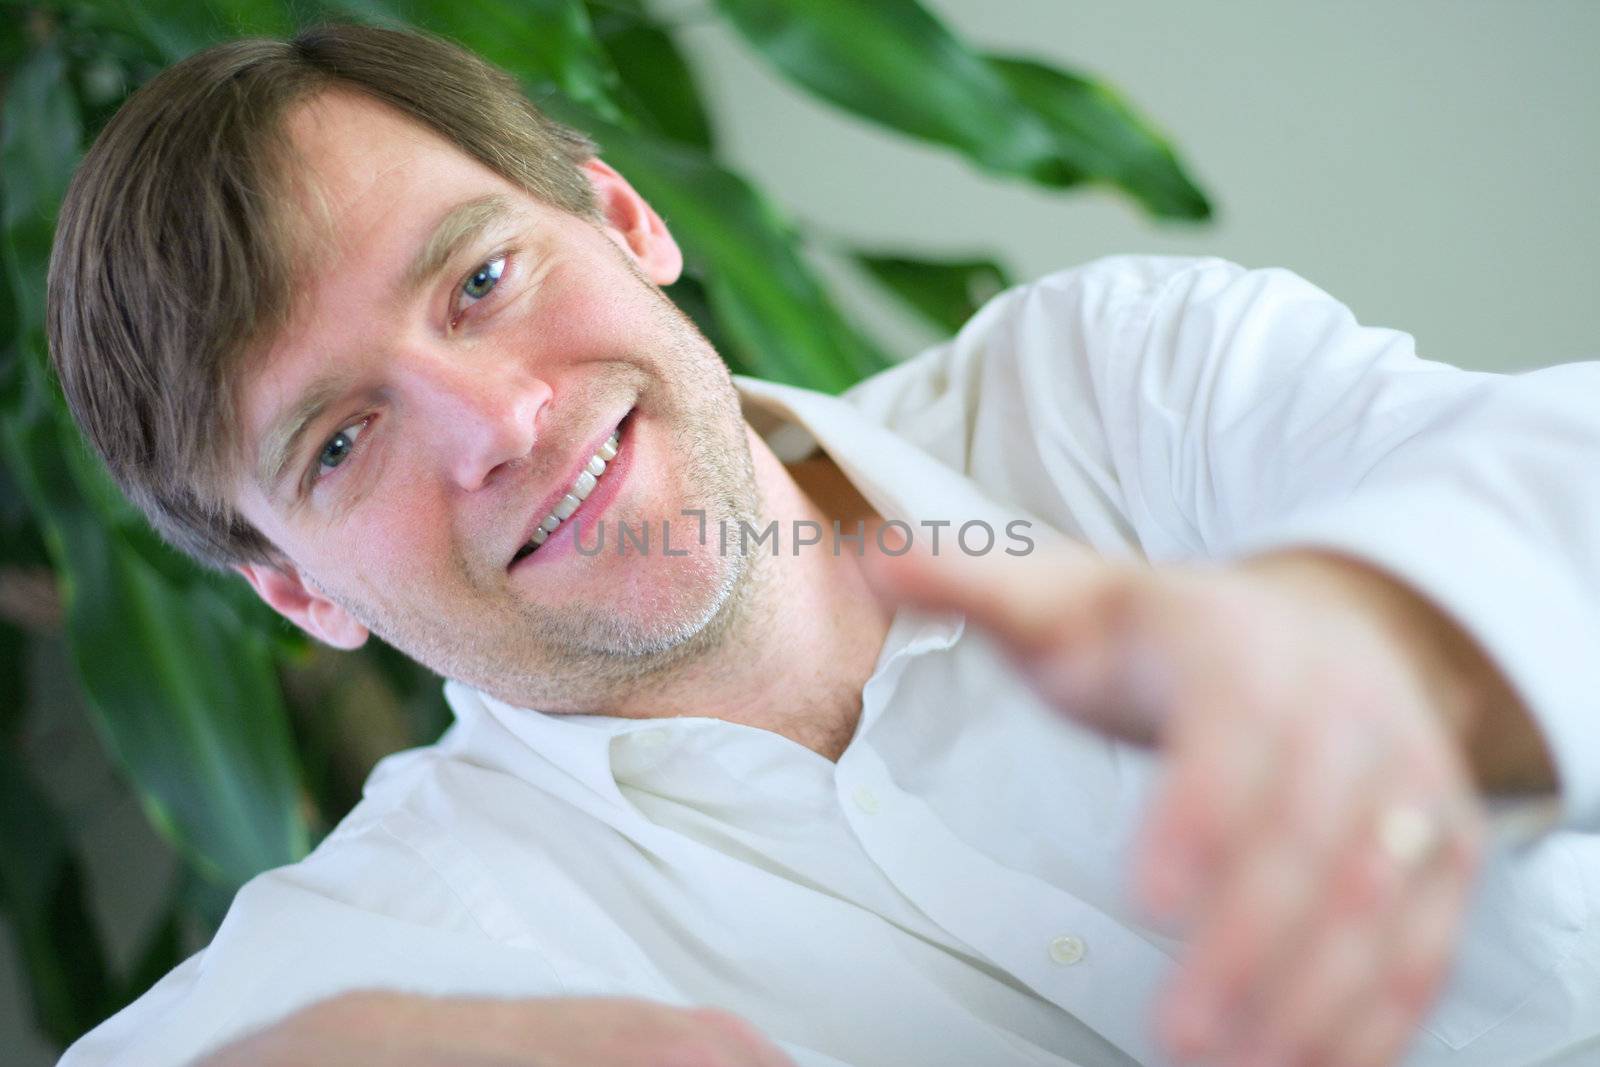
[56,807,568,1067]
[1009,254,1600,830]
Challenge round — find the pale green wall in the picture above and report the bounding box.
[678,0,1599,372]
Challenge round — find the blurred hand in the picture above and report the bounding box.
[861,541,1524,1067]
[197,991,797,1067]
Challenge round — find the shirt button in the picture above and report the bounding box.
[851,785,880,814]
[1048,934,1087,966]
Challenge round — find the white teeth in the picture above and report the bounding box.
[519,427,625,558]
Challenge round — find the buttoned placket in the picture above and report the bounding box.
[832,614,1174,1067]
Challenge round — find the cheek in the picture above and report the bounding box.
[377,492,456,572]
[529,258,663,357]
[309,494,453,597]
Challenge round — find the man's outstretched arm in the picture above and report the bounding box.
[859,254,1599,1066]
[864,539,1551,1067]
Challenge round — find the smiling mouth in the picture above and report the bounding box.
[510,409,631,564]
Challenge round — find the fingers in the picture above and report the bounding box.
[1323,870,1472,1067]
[859,540,1108,658]
[1140,615,1486,1067]
[862,543,1179,743]
[1134,707,1276,925]
[1158,738,1481,1067]
[1226,834,1471,1067]
[1149,704,1370,1055]
[1131,593,1304,923]
[1241,827,1411,1065]
[1320,790,1480,1067]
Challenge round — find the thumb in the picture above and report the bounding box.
[863,539,1169,745]
[860,537,1106,658]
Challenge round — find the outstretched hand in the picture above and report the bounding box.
[862,541,1494,1067]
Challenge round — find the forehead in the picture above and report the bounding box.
[280,88,498,251]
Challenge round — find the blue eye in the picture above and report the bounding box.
[316,418,369,478]
[461,256,504,303]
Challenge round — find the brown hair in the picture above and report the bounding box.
[47,22,599,569]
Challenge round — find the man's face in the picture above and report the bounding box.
[232,88,761,710]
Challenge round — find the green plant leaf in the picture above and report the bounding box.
[0,733,116,1046]
[325,0,625,119]
[176,863,236,931]
[986,54,1211,221]
[0,613,25,740]
[0,41,309,890]
[0,45,77,330]
[0,357,311,890]
[587,0,714,149]
[0,9,30,80]
[49,479,310,885]
[587,116,890,390]
[74,0,292,63]
[853,252,1012,336]
[0,459,49,741]
[116,897,186,1010]
[714,0,1056,175]
[712,0,1211,219]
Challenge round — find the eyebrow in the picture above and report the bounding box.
[253,193,516,497]
[400,193,512,295]
[253,372,356,498]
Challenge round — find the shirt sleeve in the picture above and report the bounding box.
[1023,254,1600,831]
[57,810,567,1066]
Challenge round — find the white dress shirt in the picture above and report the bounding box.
[62,255,1600,1067]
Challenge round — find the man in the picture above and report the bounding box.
[46,22,1600,1067]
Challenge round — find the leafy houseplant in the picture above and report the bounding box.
[0,0,1211,1050]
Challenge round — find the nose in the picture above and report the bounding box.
[409,353,552,492]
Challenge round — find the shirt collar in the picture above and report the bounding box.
[732,373,1060,544]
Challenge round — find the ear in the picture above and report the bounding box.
[235,560,370,650]
[582,157,683,286]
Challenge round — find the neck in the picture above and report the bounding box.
[602,425,895,761]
